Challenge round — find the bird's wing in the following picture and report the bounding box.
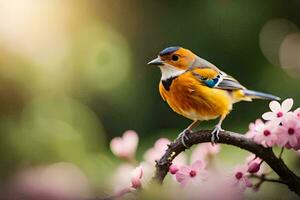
[190,67,246,90]
[188,56,246,90]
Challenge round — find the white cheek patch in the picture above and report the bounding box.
[159,64,186,80]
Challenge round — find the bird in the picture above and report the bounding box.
[148,46,280,147]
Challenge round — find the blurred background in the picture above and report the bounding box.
[0,0,299,199]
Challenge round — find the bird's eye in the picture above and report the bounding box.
[171,55,179,61]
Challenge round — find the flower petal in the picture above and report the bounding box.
[135,166,143,179]
[269,101,281,112]
[178,166,191,176]
[154,138,170,151]
[243,177,253,188]
[282,98,294,112]
[123,130,139,156]
[289,137,298,147]
[262,112,276,120]
[175,174,190,187]
[294,108,300,118]
[173,152,187,166]
[176,166,191,185]
[295,108,300,112]
[110,137,123,156]
[191,160,204,171]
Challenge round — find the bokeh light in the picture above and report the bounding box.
[279,32,300,77]
[259,18,300,78]
[259,19,298,66]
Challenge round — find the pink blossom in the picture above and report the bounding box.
[245,119,264,139]
[200,177,244,200]
[169,156,188,175]
[175,160,207,187]
[233,166,252,190]
[246,155,263,174]
[169,153,187,175]
[247,162,260,173]
[130,166,143,189]
[262,98,293,124]
[253,121,278,147]
[190,143,220,163]
[246,154,262,165]
[245,154,271,176]
[276,114,300,149]
[169,165,179,174]
[143,138,170,164]
[179,170,243,200]
[111,164,135,192]
[294,108,300,120]
[7,163,91,199]
[110,165,144,199]
[110,130,139,161]
[144,138,187,167]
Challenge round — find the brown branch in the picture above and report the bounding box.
[153,130,300,196]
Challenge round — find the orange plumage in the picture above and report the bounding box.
[159,70,232,121]
[148,46,280,146]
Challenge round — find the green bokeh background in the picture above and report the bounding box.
[0,0,299,198]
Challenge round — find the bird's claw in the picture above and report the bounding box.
[177,129,191,148]
[211,125,223,145]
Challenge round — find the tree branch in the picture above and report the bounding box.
[153,130,300,196]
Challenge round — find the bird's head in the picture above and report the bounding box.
[148,46,197,80]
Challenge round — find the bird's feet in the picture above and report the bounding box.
[177,129,192,148]
[211,124,223,145]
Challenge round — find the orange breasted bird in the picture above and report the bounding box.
[148,46,280,147]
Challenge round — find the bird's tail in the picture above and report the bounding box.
[243,89,281,101]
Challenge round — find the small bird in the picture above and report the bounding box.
[148,46,280,147]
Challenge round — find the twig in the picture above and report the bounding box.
[251,174,287,185]
[153,130,300,196]
[279,147,285,159]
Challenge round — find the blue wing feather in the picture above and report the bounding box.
[203,78,220,88]
[192,69,245,90]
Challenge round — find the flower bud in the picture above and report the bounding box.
[131,177,142,189]
[169,165,179,175]
[130,166,143,189]
[247,162,260,173]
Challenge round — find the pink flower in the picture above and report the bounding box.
[180,171,244,200]
[169,153,187,173]
[253,121,278,147]
[247,162,260,173]
[294,108,300,120]
[7,163,91,199]
[245,119,264,139]
[190,143,220,163]
[144,138,187,167]
[175,160,207,187]
[245,154,266,174]
[111,164,135,191]
[110,130,138,161]
[169,165,179,174]
[276,114,300,149]
[144,138,170,164]
[131,166,143,189]
[198,176,244,200]
[110,165,144,199]
[262,98,293,124]
[246,154,262,165]
[233,166,252,190]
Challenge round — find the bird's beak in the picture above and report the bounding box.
[147,57,164,66]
